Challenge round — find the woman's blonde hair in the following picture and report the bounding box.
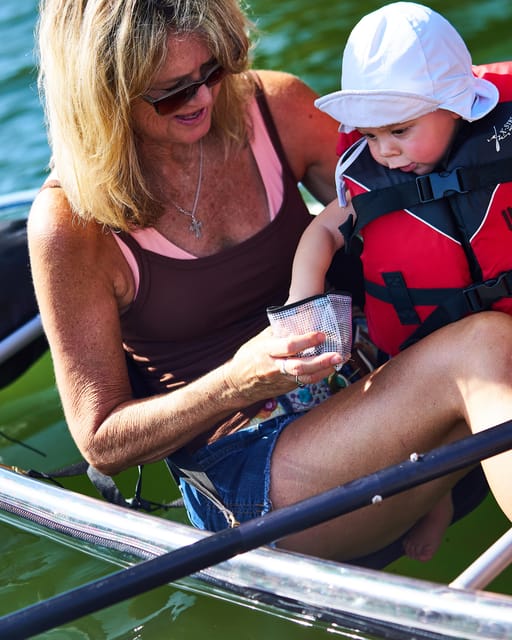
[37,0,255,229]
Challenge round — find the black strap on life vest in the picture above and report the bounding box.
[348,159,512,239]
[401,270,512,349]
[379,273,421,325]
[366,270,512,350]
[342,157,512,350]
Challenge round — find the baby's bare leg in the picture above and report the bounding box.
[402,492,454,562]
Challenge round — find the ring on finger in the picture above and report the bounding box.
[295,374,305,388]
[279,359,289,376]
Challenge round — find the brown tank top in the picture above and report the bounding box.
[119,87,312,440]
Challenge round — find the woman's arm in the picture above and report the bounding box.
[28,187,341,475]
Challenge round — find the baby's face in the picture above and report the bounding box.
[357,110,460,175]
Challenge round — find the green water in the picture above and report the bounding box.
[1,0,512,638]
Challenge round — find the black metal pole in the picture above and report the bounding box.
[2,419,512,639]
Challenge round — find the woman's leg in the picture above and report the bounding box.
[269,311,512,560]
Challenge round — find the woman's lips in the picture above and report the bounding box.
[175,107,207,124]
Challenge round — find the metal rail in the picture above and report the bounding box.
[1,467,512,640]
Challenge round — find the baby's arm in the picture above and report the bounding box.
[288,198,353,302]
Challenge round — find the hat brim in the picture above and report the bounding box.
[464,76,500,121]
[315,91,438,133]
[315,77,499,133]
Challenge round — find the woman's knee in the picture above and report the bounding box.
[428,312,512,399]
[458,311,512,360]
[401,312,512,405]
[462,309,512,336]
[434,312,512,362]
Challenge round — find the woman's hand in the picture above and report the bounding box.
[224,326,343,400]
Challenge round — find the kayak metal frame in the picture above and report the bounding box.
[1,467,512,640]
[0,314,43,366]
[450,527,512,591]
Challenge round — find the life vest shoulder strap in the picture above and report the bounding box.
[349,158,512,242]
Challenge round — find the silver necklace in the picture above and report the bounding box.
[171,139,203,239]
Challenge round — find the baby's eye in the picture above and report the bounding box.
[391,127,408,135]
[363,132,376,140]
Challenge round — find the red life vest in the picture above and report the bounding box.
[338,62,512,355]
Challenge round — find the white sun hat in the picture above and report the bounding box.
[315,2,499,133]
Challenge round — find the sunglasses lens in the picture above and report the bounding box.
[205,65,226,87]
[155,86,196,115]
[153,65,226,116]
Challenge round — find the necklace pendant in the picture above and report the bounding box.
[172,139,204,239]
[190,218,202,238]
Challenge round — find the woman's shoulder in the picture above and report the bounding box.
[254,70,327,141]
[28,176,111,258]
[254,69,319,110]
[28,176,134,308]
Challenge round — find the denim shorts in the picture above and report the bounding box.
[177,412,305,531]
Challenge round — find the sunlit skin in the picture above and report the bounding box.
[357,109,461,175]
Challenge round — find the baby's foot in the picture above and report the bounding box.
[403,493,454,562]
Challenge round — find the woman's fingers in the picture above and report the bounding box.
[275,354,341,386]
[270,330,327,358]
[229,327,345,397]
[270,329,344,384]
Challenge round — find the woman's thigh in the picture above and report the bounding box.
[269,311,512,559]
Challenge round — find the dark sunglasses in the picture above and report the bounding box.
[142,63,227,115]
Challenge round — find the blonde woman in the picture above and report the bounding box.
[30,0,512,565]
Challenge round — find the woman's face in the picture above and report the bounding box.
[132,32,223,147]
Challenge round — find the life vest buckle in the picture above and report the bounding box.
[416,167,468,203]
[463,271,512,312]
